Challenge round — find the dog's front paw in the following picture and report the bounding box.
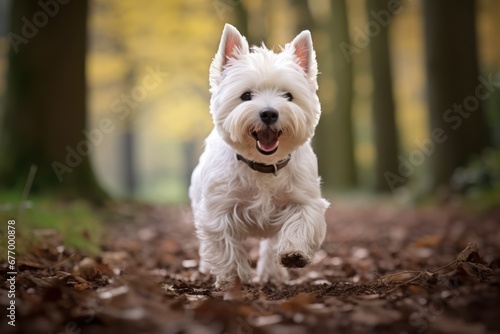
[256,264,289,284]
[214,268,253,289]
[214,277,232,289]
[254,261,290,284]
[279,251,310,268]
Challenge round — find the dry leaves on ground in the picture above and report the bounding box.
[1,203,499,334]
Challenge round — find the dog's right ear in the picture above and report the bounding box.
[210,24,249,88]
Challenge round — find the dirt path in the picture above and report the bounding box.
[1,202,499,333]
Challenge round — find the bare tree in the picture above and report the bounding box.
[1,0,107,201]
[423,0,490,189]
[365,0,400,192]
[316,0,357,191]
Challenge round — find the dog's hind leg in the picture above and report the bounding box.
[198,227,253,288]
[198,240,213,274]
[256,237,289,284]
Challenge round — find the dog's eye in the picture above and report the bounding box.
[240,92,252,101]
[284,92,293,101]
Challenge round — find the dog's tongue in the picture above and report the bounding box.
[257,129,279,152]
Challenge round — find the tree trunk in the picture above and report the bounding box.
[366,0,400,192]
[122,69,137,199]
[422,0,490,189]
[316,0,357,191]
[0,0,107,202]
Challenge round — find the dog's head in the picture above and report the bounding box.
[209,24,321,164]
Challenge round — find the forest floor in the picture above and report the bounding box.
[1,200,499,334]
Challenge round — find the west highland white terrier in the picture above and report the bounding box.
[189,24,329,287]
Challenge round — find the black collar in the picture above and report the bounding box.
[236,154,291,176]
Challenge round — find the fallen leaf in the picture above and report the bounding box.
[280,294,315,312]
[224,277,243,301]
[98,285,130,300]
[456,243,484,264]
[457,262,494,281]
[75,257,99,280]
[430,315,486,334]
[351,304,401,326]
[74,282,89,290]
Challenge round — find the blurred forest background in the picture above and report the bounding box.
[1,3,500,332]
[0,0,499,206]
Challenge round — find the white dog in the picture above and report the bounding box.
[189,24,328,287]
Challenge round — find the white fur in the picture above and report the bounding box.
[189,24,329,287]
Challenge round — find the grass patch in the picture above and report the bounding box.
[0,192,102,260]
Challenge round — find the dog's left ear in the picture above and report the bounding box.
[210,24,249,89]
[291,31,317,78]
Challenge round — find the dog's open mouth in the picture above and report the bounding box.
[251,129,282,155]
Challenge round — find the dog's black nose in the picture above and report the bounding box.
[260,108,279,125]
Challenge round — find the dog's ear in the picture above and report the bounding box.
[220,24,248,66]
[291,30,317,78]
[210,24,249,88]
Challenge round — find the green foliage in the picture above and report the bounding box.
[0,192,102,259]
[451,148,500,211]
